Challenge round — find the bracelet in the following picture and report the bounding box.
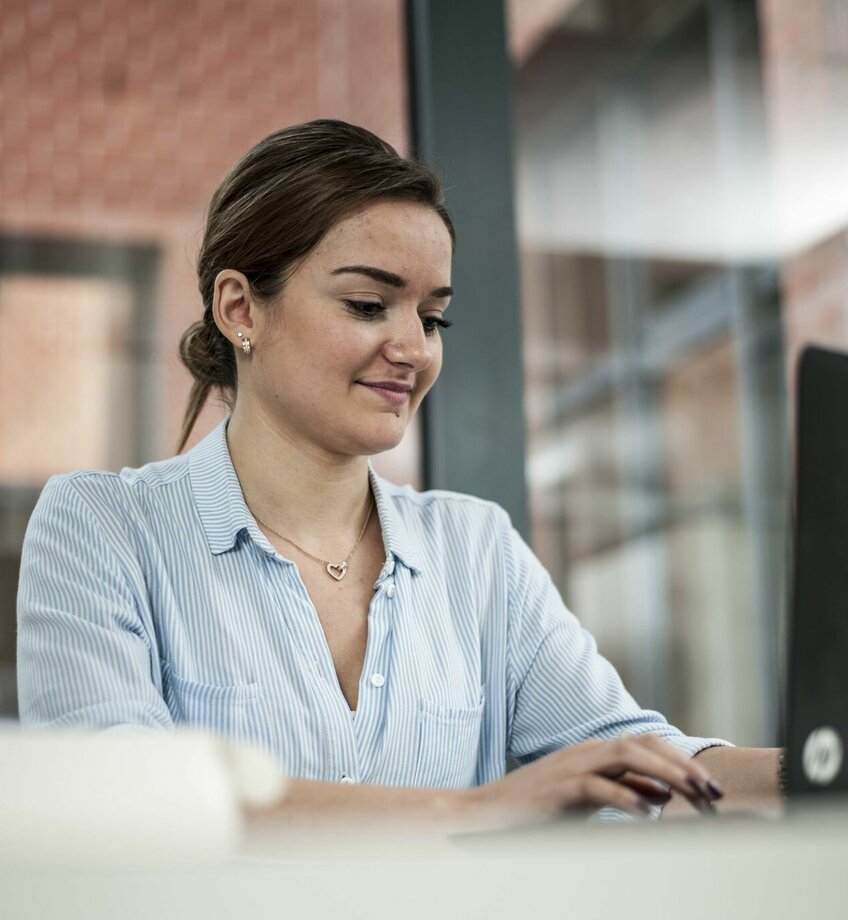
[777,749,789,799]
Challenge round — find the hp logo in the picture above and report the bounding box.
[802,727,844,785]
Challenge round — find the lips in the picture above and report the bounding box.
[357,381,413,406]
[360,381,413,392]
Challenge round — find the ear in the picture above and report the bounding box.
[212,270,257,348]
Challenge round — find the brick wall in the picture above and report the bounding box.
[759,0,848,379]
[0,0,408,455]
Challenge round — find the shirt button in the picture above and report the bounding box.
[386,583,396,599]
[369,673,386,688]
[340,774,356,784]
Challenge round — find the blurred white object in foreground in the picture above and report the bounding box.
[0,726,285,869]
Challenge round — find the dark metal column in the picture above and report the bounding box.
[406,0,529,538]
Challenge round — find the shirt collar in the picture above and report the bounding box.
[188,419,255,556]
[188,419,424,573]
[368,464,424,575]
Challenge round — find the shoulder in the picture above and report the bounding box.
[32,451,192,534]
[372,473,516,576]
[377,476,511,531]
[376,478,552,599]
[41,451,189,501]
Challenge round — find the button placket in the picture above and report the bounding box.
[354,564,399,782]
[258,555,359,782]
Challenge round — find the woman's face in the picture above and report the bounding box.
[245,199,453,458]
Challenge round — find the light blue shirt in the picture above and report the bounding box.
[17,420,729,788]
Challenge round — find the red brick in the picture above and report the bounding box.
[1,0,407,453]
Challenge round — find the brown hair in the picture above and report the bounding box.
[177,119,455,453]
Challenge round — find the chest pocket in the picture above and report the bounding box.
[162,663,275,754]
[412,692,485,788]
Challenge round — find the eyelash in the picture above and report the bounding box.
[343,300,453,336]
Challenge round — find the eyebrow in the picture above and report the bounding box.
[330,265,453,299]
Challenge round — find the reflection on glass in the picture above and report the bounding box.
[646,259,721,315]
[661,338,757,737]
[511,0,801,745]
[522,251,610,401]
[529,395,621,582]
[0,276,135,483]
[661,339,740,509]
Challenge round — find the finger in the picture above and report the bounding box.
[560,774,655,817]
[582,737,717,807]
[546,736,719,812]
[632,734,724,800]
[611,734,717,797]
[617,771,672,803]
[615,740,718,814]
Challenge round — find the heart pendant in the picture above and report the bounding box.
[327,561,347,581]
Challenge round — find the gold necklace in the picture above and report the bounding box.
[252,497,375,581]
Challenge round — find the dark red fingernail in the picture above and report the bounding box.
[636,798,653,815]
[687,777,708,797]
[707,780,724,800]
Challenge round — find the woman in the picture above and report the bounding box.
[17,120,779,827]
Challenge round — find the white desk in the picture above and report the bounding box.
[1,806,846,920]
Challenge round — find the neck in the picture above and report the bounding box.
[226,402,373,549]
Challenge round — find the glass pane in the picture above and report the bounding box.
[522,250,611,398]
[511,0,791,745]
[646,258,722,315]
[0,275,135,483]
[529,396,622,587]
[661,338,741,507]
[660,338,758,737]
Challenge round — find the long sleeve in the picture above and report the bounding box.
[503,522,731,763]
[17,474,173,729]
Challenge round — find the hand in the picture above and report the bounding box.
[469,733,723,827]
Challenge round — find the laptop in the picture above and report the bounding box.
[784,345,848,798]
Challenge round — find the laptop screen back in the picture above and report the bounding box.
[786,345,848,796]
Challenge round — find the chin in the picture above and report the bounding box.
[344,418,409,457]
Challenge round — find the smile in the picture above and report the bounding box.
[357,382,412,406]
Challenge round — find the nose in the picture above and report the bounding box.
[382,313,434,371]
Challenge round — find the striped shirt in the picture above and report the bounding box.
[17,420,730,789]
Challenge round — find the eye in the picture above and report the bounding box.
[422,316,453,336]
[343,299,384,319]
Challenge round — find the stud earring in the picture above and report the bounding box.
[236,330,252,355]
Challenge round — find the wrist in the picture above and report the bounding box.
[443,784,496,832]
[777,749,789,800]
